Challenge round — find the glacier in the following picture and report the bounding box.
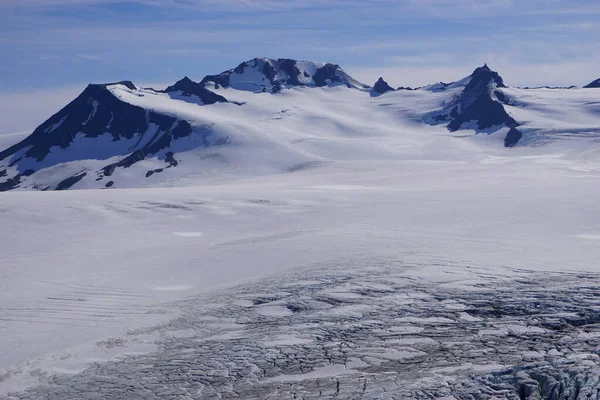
[1,59,600,399]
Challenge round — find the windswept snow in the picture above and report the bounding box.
[2,148,600,397]
[4,65,600,191]
[502,87,600,143]
[2,65,600,398]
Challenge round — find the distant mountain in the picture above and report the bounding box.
[426,64,522,147]
[370,77,395,97]
[0,80,227,191]
[163,76,228,104]
[584,78,600,88]
[2,59,600,191]
[200,58,370,93]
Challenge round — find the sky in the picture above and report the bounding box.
[1,0,599,133]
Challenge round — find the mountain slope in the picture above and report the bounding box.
[370,77,395,97]
[0,81,228,191]
[425,64,522,147]
[163,76,228,104]
[584,78,600,88]
[2,59,600,191]
[200,58,369,93]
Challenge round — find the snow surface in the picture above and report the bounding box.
[5,76,600,191]
[2,145,600,396]
[2,81,600,398]
[502,87,600,144]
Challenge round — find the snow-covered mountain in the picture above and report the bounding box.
[1,59,600,191]
[200,57,369,93]
[0,81,227,191]
[4,61,600,400]
[425,64,522,147]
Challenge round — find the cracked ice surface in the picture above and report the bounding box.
[3,257,599,399]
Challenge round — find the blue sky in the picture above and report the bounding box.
[1,0,599,132]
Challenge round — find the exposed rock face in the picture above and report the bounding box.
[200,58,369,93]
[0,81,222,191]
[428,64,523,147]
[163,76,227,104]
[445,64,514,132]
[0,81,147,164]
[583,78,600,88]
[370,77,395,97]
[1,60,574,191]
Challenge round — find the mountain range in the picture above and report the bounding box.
[1,57,599,191]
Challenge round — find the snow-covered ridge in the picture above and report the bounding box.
[425,64,523,147]
[1,59,600,191]
[200,57,370,93]
[0,81,228,191]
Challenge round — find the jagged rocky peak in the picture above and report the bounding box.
[163,76,227,104]
[164,76,198,92]
[424,64,505,93]
[200,57,369,93]
[584,78,600,88]
[427,64,522,148]
[371,77,395,97]
[466,63,506,90]
[457,64,509,111]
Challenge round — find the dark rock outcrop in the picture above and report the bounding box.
[55,172,87,190]
[100,120,191,177]
[0,80,220,191]
[428,64,523,147]
[0,81,149,164]
[583,78,600,88]
[200,58,369,94]
[370,77,395,97]
[163,76,227,104]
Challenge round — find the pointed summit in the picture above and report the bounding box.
[371,77,395,97]
[164,76,195,90]
[468,64,506,89]
[427,64,521,147]
[164,76,227,104]
[422,64,500,92]
[584,78,600,88]
[179,76,194,84]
